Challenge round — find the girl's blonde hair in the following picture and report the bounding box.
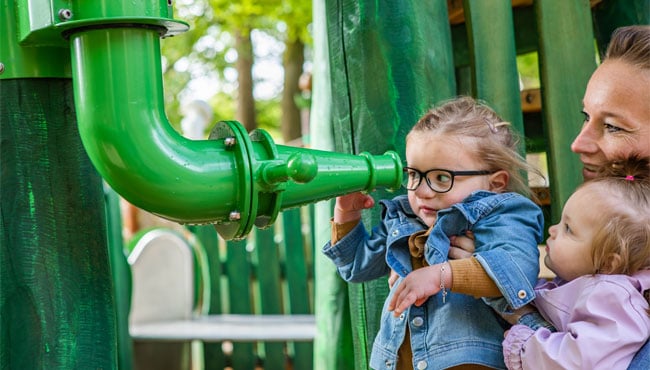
[586,156,650,275]
[407,96,538,198]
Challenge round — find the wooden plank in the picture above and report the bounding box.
[282,208,314,370]
[464,0,525,146]
[449,0,603,25]
[521,88,542,113]
[130,314,316,342]
[226,239,257,369]
[254,227,286,368]
[535,0,595,223]
[187,225,227,368]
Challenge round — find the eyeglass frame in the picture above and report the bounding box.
[402,166,495,193]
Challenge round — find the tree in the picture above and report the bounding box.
[162,0,313,140]
[275,1,312,144]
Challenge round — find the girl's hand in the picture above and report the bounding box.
[334,192,375,224]
[388,263,450,316]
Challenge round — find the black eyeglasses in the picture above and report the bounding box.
[402,167,494,193]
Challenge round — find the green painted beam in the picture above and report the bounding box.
[592,0,650,54]
[464,0,524,143]
[1,78,117,369]
[535,0,596,222]
[324,0,455,368]
[311,0,355,368]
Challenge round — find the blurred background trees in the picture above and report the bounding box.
[161,0,313,144]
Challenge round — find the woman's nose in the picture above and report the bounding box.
[571,125,598,154]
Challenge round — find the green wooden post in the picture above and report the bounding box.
[534,0,596,222]
[312,0,356,368]
[323,0,455,368]
[1,79,117,369]
[188,225,227,368]
[225,239,256,369]
[282,208,314,370]
[105,185,135,370]
[592,0,650,53]
[254,228,285,368]
[464,0,524,141]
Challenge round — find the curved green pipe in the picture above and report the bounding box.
[70,27,237,224]
[70,26,401,240]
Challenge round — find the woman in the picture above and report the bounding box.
[570,23,650,370]
[571,25,650,181]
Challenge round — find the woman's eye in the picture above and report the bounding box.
[581,110,589,123]
[604,123,623,133]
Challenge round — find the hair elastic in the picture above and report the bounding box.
[625,175,635,181]
[485,121,510,133]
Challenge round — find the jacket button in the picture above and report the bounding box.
[385,359,393,367]
[518,290,527,299]
[399,313,405,320]
[392,230,399,236]
[416,360,427,369]
[411,316,424,327]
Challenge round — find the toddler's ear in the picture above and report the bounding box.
[488,170,509,192]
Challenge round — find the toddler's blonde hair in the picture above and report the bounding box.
[407,96,539,198]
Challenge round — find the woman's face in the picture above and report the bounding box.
[571,59,650,180]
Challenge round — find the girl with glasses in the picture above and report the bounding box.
[323,96,545,369]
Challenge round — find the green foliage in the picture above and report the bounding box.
[161,0,312,138]
[516,52,540,89]
[256,98,282,139]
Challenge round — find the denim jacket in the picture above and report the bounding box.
[323,191,544,369]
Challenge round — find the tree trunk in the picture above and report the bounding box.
[235,30,256,132]
[281,39,305,144]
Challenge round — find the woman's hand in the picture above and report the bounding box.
[449,231,475,259]
[498,304,537,325]
[388,270,399,288]
[387,231,475,289]
[333,192,375,224]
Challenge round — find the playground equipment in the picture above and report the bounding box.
[1,1,400,368]
[2,0,648,369]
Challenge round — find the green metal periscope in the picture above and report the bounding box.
[56,2,401,240]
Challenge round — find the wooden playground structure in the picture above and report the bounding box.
[2,0,648,369]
